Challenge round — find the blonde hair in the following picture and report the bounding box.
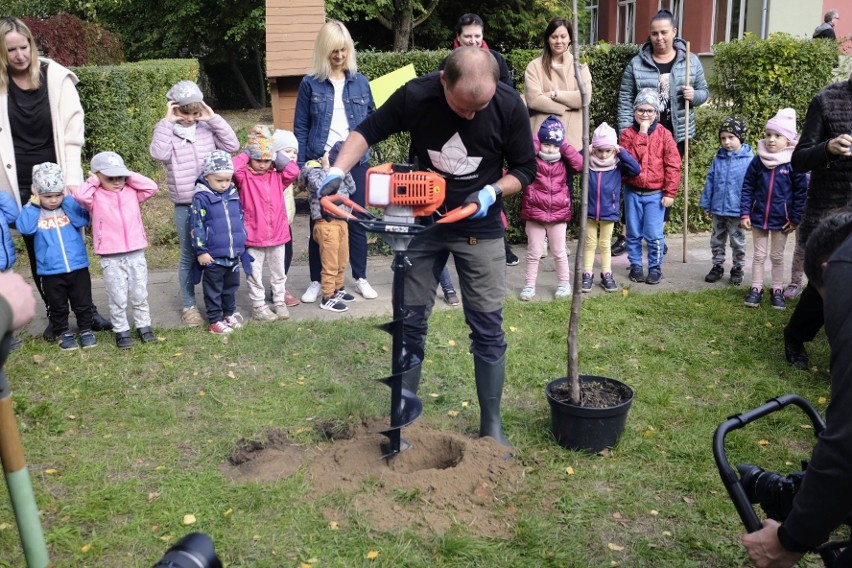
[309,20,357,81]
[0,17,41,93]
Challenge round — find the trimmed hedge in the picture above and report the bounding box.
[711,33,838,148]
[73,59,199,178]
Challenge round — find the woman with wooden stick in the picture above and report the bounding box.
[611,10,708,256]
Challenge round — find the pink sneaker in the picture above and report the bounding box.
[783,283,803,300]
[208,321,233,334]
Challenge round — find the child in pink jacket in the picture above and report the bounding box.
[519,114,583,301]
[73,152,158,349]
[149,80,239,327]
[233,126,300,321]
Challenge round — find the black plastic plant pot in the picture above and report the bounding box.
[545,376,634,454]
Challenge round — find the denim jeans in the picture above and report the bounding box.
[174,205,197,309]
[624,189,665,269]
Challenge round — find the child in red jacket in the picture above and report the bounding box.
[519,115,582,301]
[619,89,681,285]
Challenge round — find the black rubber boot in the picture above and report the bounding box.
[400,365,422,395]
[474,354,511,447]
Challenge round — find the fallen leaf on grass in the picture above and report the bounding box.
[663,530,672,537]
[607,542,624,552]
[81,543,91,553]
[223,508,233,516]
[682,496,695,505]
[613,512,623,520]
[565,467,574,475]
[147,492,160,502]
[32,354,45,364]
[800,424,813,430]
[366,550,380,560]
[461,401,469,408]
[758,439,769,446]
[447,410,459,417]
[764,322,773,329]
[650,510,659,516]
[197,390,205,397]
[182,514,196,525]
[173,352,182,357]
[448,339,456,346]
[622,288,629,297]
[818,396,827,404]
[44,469,58,474]
[509,326,517,332]
[160,535,174,543]
[0,523,10,530]
[328,521,339,530]
[227,371,236,379]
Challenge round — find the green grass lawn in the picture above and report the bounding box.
[0,288,835,567]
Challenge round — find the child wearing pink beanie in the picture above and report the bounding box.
[581,122,640,292]
[740,108,809,310]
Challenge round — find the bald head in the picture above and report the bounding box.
[440,47,499,120]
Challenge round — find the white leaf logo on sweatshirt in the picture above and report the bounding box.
[428,133,482,176]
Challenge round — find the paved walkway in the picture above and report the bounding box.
[21,211,798,336]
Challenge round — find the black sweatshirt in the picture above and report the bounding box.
[356,71,537,238]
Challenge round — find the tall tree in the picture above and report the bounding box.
[327,0,441,51]
[89,0,267,108]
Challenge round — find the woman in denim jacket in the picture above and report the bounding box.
[294,20,377,302]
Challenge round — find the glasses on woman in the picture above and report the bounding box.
[635,108,656,115]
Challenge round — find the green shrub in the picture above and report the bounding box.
[73,59,199,178]
[582,43,641,133]
[710,33,838,148]
[357,49,451,80]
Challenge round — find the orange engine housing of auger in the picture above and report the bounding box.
[365,163,446,217]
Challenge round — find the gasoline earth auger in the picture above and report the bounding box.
[321,163,475,459]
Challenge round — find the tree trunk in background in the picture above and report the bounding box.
[229,54,261,109]
[393,11,413,51]
[253,47,267,108]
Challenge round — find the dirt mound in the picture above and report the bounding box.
[220,428,306,483]
[221,421,525,538]
[307,420,524,538]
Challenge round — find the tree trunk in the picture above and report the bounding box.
[229,54,261,109]
[253,47,267,108]
[392,10,413,51]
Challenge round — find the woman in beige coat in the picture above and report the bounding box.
[524,17,592,150]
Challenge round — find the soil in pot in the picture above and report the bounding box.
[548,377,632,408]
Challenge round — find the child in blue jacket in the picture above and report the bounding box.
[16,163,96,350]
[190,151,251,334]
[699,116,754,285]
[740,109,808,310]
[582,122,640,293]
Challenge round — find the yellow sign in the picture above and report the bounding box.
[369,64,417,108]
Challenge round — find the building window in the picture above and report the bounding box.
[712,0,748,43]
[658,0,683,31]
[617,0,636,43]
[588,1,599,44]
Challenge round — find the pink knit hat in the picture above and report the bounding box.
[592,122,617,149]
[765,108,798,141]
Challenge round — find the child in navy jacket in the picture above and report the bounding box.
[582,122,640,293]
[17,162,96,350]
[190,151,250,334]
[700,117,754,286]
[740,108,808,310]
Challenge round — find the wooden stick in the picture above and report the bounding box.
[682,41,691,263]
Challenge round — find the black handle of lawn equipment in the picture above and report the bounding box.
[712,394,826,533]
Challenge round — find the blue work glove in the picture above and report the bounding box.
[464,185,500,219]
[317,167,344,197]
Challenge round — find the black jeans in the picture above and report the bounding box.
[785,284,824,343]
[42,268,94,335]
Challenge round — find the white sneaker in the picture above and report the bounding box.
[354,278,378,299]
[519,285,535,301]
[272,304,290,320]
[224,312,244,329]
[301,281,322,303]
[555,283,572,298]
